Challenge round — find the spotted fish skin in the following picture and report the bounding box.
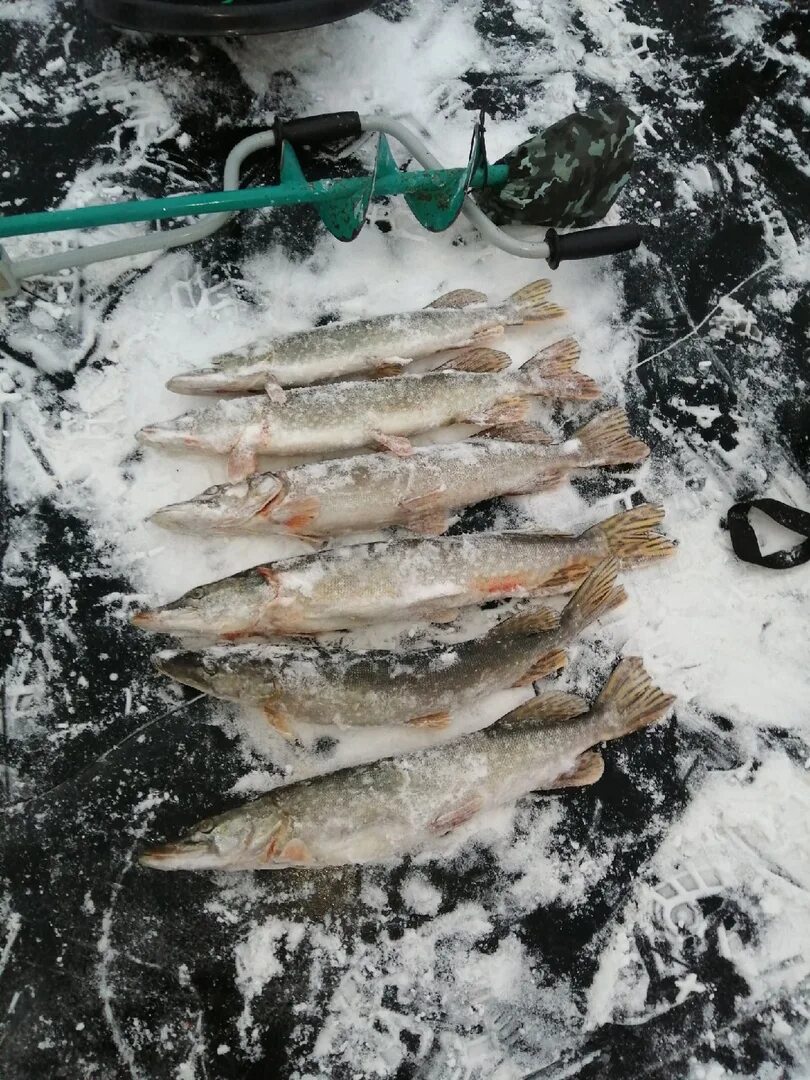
[153,559,625,729]
[138,658,675,872]
[149,409,649,540]
[137,337,599,479]
[166,279,563,393]
[130,505,673,638]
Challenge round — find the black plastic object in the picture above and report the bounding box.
[545,224,642,269]
[86,0,377,35]
[726,498,810,570]
[274,112,362,146]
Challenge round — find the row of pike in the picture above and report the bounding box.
[131,280,676,872]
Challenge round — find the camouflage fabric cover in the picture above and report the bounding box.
[476,101,638,228]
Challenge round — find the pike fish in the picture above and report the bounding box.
[139,657,675,871]
[155,559,625,738]
[137,337,600,481]
[131,504,674,638]
[166,280,564,395]
[149,408,649,541]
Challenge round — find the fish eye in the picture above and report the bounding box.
[197,819,215,834]
[185,586,207,601]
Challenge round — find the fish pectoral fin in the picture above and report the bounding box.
[403,509,452,537]
[438,347,511,374]
[264,376,287,403]
[468,396,530,427]
[511,648,568,687]
[399,488,451,536]
[228,430,260,481]
[277,495,321,535]
[372,357,411,378]
[370,430,414,457]
[479,421,552,444]
[262,700,296,742]
[263,814,293,863]
[428,793,484,834]
[425,288,488,309]
[406,710,451,730]
[543,750,605,790]
[278,838,313,864]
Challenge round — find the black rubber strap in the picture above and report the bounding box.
[726,498,810,569]
[274,112,362,147]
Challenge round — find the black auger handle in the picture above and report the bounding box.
[274,112,363,147]
[545,224,642,269]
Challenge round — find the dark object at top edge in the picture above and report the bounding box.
[85,0,378,36]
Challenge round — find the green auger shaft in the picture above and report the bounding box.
[0,162,509,240]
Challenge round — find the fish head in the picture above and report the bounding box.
[131,566,276,637]
[149,473,286,533]
[166,355,274,395]
[136,400,254,455]
[154,647,268,700]
[139,805,290,871]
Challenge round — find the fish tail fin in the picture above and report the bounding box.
[586,503,675,563]
[495,690,589,731]
[572,408,651,467]
[595,657,676,739]
[499,279,566,324]
[519,338,601,401]
[558,557,626,640]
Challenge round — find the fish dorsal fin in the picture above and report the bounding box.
[426,288,488,310]
[438,347,511,374]
[494,690,588,730]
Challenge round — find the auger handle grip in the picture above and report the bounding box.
[545,224,642,269]
[275,112,363,147]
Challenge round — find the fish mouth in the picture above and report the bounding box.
[166,368,232,395]
[136,422,189,449]
[139,840,219,871]
[167,362,270,395]
[131,607,202,634]
[153,651,211,692]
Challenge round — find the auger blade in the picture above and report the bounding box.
[280,139,370,241]
[279,140,309,187]
[374,134,401,182]
[318,179,373,241]
[404,116,484,232]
